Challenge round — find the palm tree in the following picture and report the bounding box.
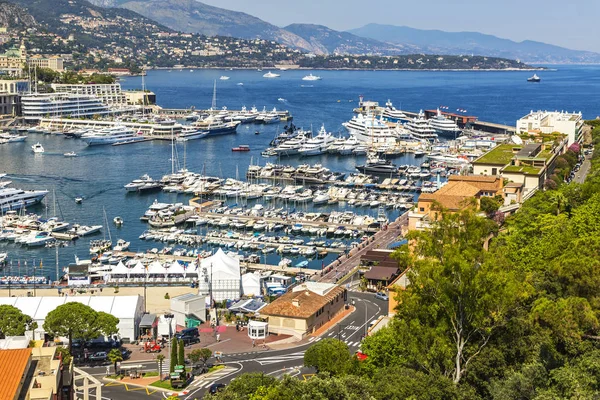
[550,191,568,215]
[156,354,166,377]
[107,348,123,376]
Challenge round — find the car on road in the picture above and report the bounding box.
[208,383,226,394]
[180,335,200,346]
[375,292,389,301]
[88,352,108,362]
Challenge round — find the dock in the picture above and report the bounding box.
[112,251,320,277]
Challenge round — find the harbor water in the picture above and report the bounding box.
[1,65,599,279]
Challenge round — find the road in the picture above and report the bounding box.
[573,159,591,184]
[78,292,386,399]
[318,212,407,284]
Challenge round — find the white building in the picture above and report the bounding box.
[199,249,241,302]
[51,83,128,107]
[170,293,206,327]
[0,295,145,341]
[516,110,584,146]
[21,92,112,122]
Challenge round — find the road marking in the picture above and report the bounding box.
[315,338,322,342]
[308,337,316,342]
[206,338,231,347]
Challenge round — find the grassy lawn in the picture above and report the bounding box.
[150,380,185,391]
[475,144,518,165]
[208,365,225,373]
[143,371,159,377]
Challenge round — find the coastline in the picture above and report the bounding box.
[144,66,545,72]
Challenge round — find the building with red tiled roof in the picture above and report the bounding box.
[260,282,347,339]
[0,348,32,400]
[408,175,507,231]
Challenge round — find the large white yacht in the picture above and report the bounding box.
[302,73,321,81]
[273,134,308,156]
[381,100,409,122]
[263,71,280,78]
[176,126,208,141]
[428,108,462,138]
[81,126,138,145]
[343,113,399,144]
[405,110,438,141]
[0,188,49,213]
[193,115,239,136]
[298,125,335,156]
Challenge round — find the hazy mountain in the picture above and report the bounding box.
[283,23,416,55]
[88,0,323,54]
[348,24,600,63]
[0,1,36,28]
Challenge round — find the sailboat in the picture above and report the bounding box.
[89,208,112,254]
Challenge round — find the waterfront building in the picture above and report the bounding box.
[472,140,566,198]
[0,42,65,75]
[21,92,113,122]
[0,295,145,341]
[516,110,583,146]
[0,79,28,116]
[260,282,346,339]
[51,83,128,107]
[408,175,505,232]
[27,55,64,72]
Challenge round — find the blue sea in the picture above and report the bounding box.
[1,65,598,279]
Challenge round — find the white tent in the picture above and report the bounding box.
[242,273,262,297]
[199,249,241,301]
[110,261,130,278]
[167,260,186,277]
[186,261,198,277]
[147,261,166,276]
[129,261,147,276]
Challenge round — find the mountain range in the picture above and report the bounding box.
[84,0,600,63]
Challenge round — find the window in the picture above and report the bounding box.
[492,168,497,175]
[419,207,425,212]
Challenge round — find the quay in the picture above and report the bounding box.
[112,251,320,277]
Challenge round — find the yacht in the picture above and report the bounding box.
[343,113,399,144]
[20,92,113,122]
[273,135,308,156]
[124,174,162,192]
[302,73,321,81]
[381,100,408,122]
[298,126,335,156]
[356,156,397,175]
[263,71,280,78]
[405,110,438,141]
[327,136,348,154]
[527,74,541,82]
[81,126,138,145]
[338,136,361,155]
[219,76,230,80]
[193,116,239,136]
[255,107,280,124]
[31,143,44,153]
[0,187,49,213]
[428,108,462,138]
[176,126,208,141]
[313,192,330,205]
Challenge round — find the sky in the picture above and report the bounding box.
[199,0,600,53]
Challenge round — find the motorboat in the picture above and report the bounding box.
[64,151,77,157]
[0,187,49,213]
[192,115,239,136]
[302,73,321,81]
[24,231,55,247]
[428,108,462,138]
[356,156,397,175]
[272,135,308,156]
[232,145,250,152]
[31,143,44,153]
[81,126,139,145]
[75,197,83,204]
[298,125,334,156]
[263,71,280,78]
[176,127,208,141]
[68,224,102,237]
[113,216,123,226]
[527,74,541,82]
[113,238,130,251]
[338,136,360,155]
[313,192,330,205]
[255,107,280,124]
[219,76,230,80]
[124,174,162,192]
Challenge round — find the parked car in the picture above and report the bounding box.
[208,383,226,394]
[375,292,389,301]
[88,352,108,362]
[180,335,200,346]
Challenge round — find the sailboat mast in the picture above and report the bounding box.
[211,80,217,111]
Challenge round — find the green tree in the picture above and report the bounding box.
[178,338,185,366]
[188,348,212,372]
[43,302,119,353]
[213,373,277,399]
[170,336,178,373]
[107,348,123,375]
[480,196,502,216]
[0,305,37,338]
[304,338,351,376]
[384,209,524,384]
[156,354,165,376]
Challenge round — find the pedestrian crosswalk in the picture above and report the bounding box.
[251,351,306,366]
[191,366,237,388]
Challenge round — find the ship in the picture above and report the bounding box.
[527,74,541,82]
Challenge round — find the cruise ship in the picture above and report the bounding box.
[81,126,138,145]
[21,93,112,122]
[343,113,399,144]
[298,126,335,156]
[381,100,409,122]
[0,188,49,213]
[405,110,438,141]
[428,108,462,138]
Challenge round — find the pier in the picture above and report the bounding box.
[112,251,320,277]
